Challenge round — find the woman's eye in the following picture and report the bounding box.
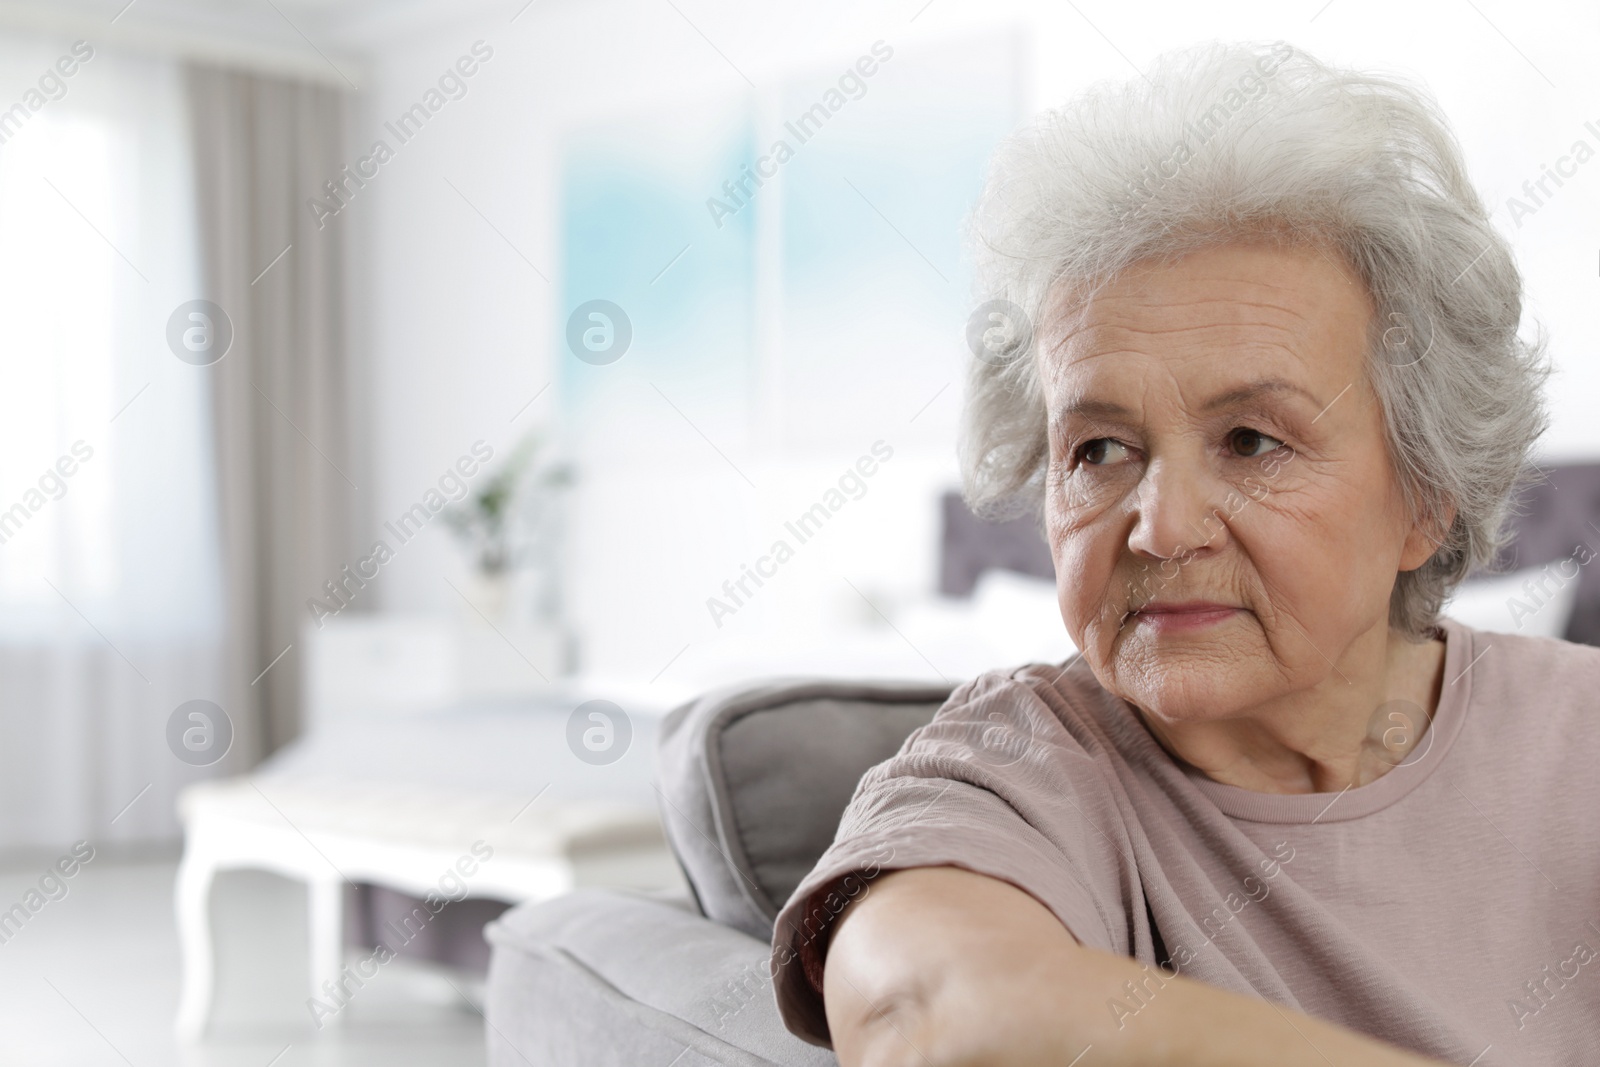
[1078,438,1131,466]
[1227,427,1285,457]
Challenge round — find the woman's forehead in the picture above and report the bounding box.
[1038,244,1374,393]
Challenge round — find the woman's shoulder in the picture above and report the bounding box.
[910,655,1120,765]
[936,655,1111,717]
[1440,619,1600,737]
[1446,617,1600,685]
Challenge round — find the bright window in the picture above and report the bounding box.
[0,39,219,642]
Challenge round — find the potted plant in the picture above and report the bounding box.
[442,430,573,625]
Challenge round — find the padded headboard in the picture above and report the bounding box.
[936,464,1600,647]
[938,493,1052,596]
[1495,463,1600,647]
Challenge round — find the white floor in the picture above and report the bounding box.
[0,852,487,1066]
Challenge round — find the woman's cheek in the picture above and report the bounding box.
[1058,467,1130,514]
[1052,536,1114,642]
[1051,465,1138,537]
[1049,469,1140,641]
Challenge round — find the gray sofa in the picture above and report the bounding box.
[481,465,1600,1065]
[483,677,953,1066]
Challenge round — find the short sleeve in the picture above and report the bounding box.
[769,668,1135,1047]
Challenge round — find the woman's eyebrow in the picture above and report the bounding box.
[1200,378,1321,413]
[1054,398,1135,422]
[1048,400,1138,446]
[1051,379,1318,428]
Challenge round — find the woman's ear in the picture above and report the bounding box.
[1398,499,1455,572]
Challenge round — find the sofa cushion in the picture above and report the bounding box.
[485,889,837,1065]
[655,678,951,941]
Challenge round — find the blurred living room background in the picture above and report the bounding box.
[0,0,1594,1063]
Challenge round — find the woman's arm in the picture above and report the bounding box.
[823,866,1454,1067]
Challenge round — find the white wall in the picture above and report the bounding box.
[346,0,1600,685]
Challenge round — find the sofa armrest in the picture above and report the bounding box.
[485,888,838,1067]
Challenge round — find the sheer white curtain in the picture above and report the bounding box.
[0,37,249,849]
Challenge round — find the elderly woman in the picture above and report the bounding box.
[769,41,1600,1067]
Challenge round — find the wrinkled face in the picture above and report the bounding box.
[1040,241,1434,723]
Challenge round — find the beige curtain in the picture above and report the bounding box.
[187,66,355,755]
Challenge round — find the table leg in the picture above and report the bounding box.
[308,875,345,1025]
[173,849,216,1040]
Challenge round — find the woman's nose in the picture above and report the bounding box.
[1125,455,1229,563]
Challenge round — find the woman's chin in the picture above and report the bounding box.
[1124,686,1245,726]
[1099,640,1273,725]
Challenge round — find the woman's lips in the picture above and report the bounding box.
[1128,601,1241,633]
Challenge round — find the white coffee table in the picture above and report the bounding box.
[173,774,684,1039]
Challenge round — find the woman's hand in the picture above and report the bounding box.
[823,865,1455,1067]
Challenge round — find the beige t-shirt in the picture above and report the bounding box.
[771,617,1600,1066]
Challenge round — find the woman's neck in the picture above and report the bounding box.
[1133,626,1449,795]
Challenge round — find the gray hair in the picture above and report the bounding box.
[960,40,1550,639]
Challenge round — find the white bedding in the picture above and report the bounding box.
[258,691,669,809]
